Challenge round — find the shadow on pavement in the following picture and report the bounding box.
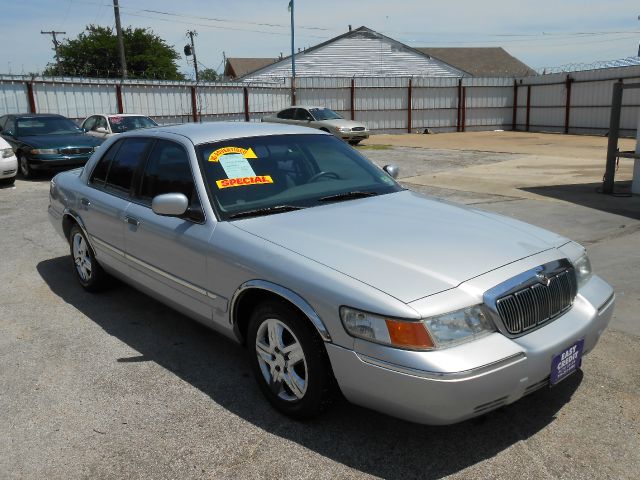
[522,181,639,220]
[38,255,582,480]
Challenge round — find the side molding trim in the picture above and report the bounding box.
[230,280,332,342]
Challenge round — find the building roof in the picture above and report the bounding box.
[240,26,467,82]
[224,58,278,79]
[415,47,536,77]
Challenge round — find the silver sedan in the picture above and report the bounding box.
[262,106,369,145]
[48,122,614,425]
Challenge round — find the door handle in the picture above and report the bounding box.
[80,198,91,207]
[124,216,140,226]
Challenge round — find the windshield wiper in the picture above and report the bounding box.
[318,191,379,202]
[227,205,305,220]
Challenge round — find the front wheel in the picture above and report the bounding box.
[247,301,336,419]
[348,140,361,146]
[69,224,108,292]
[18,154,34,179]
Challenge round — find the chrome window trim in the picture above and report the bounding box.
[229,279,332,342]
[90,235,219,300]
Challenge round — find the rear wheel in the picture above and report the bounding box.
[348,140,361,146]
[69,224,108,292]
[247,301,336,419]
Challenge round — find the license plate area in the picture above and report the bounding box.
[550,338,584,386]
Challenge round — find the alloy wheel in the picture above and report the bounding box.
[72,232,92,282]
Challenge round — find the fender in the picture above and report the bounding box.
[62,208,97,254]
[230,279,332,342]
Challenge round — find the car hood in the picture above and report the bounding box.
[16,134,103,148]
[232,190,568,303]
[317,119,367,130]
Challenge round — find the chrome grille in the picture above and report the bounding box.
[59,147,93,155]
[351,126,366,131]
[496,269,577,335]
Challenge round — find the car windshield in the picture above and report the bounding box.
[309,108,343,121]
[197,134,402,220]
[109,116,158,133]
[16,117,83,136]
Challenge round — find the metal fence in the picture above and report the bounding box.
[2,65,640,136]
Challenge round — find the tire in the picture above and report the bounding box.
[0,176,16,186]
[18,154,34,179]
[69,224,108,292]
[348,140,361,146]
[247,300,336,419]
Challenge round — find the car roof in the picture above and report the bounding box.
[89,114,153,118]
[281,105,331,110]
[149,121,328,145]
[11,113,66,119]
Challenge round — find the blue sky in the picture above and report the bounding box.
[2,0,639,76]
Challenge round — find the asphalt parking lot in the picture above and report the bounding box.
[1,131,639,479]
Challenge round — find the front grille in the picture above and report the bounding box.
[59,147,93,155]
[3,169,16,175]
[351,126,366,131]
[496,269,577,334]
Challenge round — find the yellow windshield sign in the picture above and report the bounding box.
[208,146,257,162]
[216,175,273,189]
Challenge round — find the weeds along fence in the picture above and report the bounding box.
[1,65,640,136]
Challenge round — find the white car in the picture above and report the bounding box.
[262,106,370,145]
[81,114,158,139]
[0,136,17,186]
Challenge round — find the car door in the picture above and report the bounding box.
[79,137,152,273]
[123,138,215,325]
[293,108,314,127]
[82,116,98,137]
[93,116,111,139]
[272,108,296,126]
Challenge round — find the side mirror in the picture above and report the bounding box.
[383,164,399,179]
[4,129,14,137]
[95,127,109,134]
[151,193,189,217]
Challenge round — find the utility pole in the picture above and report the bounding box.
[112,0,128,79]
[41,30,66,66]
[289,0,296,78]
[186,30,199,82]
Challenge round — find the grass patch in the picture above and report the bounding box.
[356,144,392,150]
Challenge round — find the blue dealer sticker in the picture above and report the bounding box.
[550,338,584,385]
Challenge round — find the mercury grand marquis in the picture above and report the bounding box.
[48,122,615,425]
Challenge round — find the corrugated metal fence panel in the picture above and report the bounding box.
[411,77,458,131]
[34,82,117,120]
[248,85,290,120]
[528,83,566,132]
[297,77,351,111]
[198,85,244,121]
[464,79,513,129]
[0,81,29,114]
[353,77,407,130]
[122,85,191,119]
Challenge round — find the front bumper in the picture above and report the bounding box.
[339,130,369,141]
[28,153,92,171]
[0,155,18,179]
[327,274,614,425]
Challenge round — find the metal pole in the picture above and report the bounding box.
[603,81,624,194]
[564,75,573,134]
[41,31,66,66]
[290,0,296,79]
[188,30,199,83]
[113,0,128,79]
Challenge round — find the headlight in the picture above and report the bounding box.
[423,305,495,348]
[1,147,14,158]
[31,148,58,155]
[338,127,352,133]
[340,305,495,350]
[572,252,592,289]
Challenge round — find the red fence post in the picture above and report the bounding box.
[456,79,462,132]
[290,77,296,106]
[190,86,198,123]
[243,86,250,122]
[350,78,355,120]
[115,84,124,114]
[407,78,413,133]
[26,81,37,114]
[512,80,518,131]
[525,85,532,132]
[461,86,467,132]
[564,75,573,134]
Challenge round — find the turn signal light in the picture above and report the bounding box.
[385,319,435,349]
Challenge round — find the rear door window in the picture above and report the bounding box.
[104,138,152,195]
[89,140,122,187]
[277,108,295,120]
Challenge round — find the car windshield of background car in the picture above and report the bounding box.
[197,134,401,220]
[109,116,158,134]
[309,108,343,121]
[16,117,83,136]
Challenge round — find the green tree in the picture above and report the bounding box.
[44,25,185,80]
[198,68,220,82]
